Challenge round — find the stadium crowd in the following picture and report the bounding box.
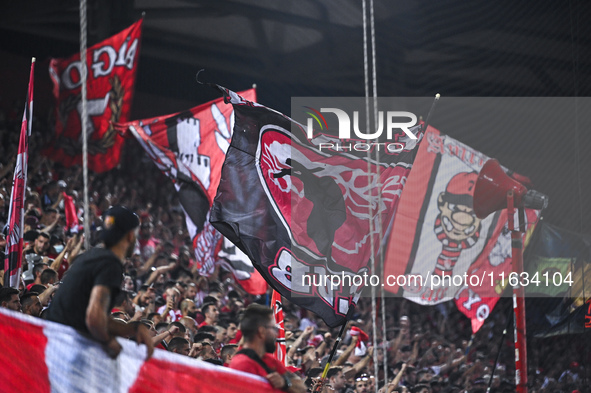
[0,105,589,393]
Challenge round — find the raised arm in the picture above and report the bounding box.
[50,238,72,271]
[68,234,85,264]
[333,335,358,366]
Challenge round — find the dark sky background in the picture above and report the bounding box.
[1,0,590,232]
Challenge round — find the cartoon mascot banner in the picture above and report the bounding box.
[383,128,539,332]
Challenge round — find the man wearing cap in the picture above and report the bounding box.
[45,206,153,360]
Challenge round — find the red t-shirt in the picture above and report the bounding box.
[228,329,242,344]
[56,260,69,280]
[230,351,287,379]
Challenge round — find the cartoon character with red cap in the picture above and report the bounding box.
[433,172,482,276]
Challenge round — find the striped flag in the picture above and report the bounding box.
[272,290,286,365]
[3,58,34,288]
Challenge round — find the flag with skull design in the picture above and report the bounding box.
[210,87,424,327]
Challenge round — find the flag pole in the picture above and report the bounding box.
[79,0,90,249]
[423,93,441,132]
[487,309,513,393]
[507,191,528,393]
[313,322,348,393]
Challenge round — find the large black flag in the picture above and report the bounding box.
[210,88,424,327]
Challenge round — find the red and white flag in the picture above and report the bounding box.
[272,290,286,365]
[0,308,278,392]
[3,58,34,288]
[44,19,142,173]
[383,128,539,332]
[119,89,267,296]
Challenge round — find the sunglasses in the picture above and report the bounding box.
[356,375,370,382]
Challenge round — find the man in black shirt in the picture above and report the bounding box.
[45,206,153,359]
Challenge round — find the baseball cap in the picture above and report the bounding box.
[101,206,140,247]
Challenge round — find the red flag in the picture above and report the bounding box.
[62,192,79,234]
[272,290,286,365]
[4,58,34,288]
[44,19,142,173]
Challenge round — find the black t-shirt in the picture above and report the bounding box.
[44,247,123,333]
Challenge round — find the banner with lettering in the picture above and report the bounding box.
[44,19,142,172]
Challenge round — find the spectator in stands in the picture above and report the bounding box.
[133,285,156,312]
[0,287,21,312]
[41,180,63,210]
[158,286,182,322]
[138,221,158,261]
[40,268,59,287]
[193,332,218,361]
[44,206,153,360]
[328,366,348,393]
[230,303,305,393]
[24,215,39,232]
[39,207,59,231]
[25,260,48,288]
[353,373,370,393]
[168,337,191,356]
[180,298,198,319]
[226,320,239,344]
[21,292,42,317]
[25,231,50,256]
[111,290,138,322]
[199,302,219,328]
[185,282,198,301]
[221,344,238,366]
[179,316,198,339]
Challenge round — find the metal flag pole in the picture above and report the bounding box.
[79,0,91,249]
[507,191,528,393]
[487,310,513,393]
[423,93,440,132]
[313,322,348,393]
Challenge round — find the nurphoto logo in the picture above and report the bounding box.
[295,98,419,154]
